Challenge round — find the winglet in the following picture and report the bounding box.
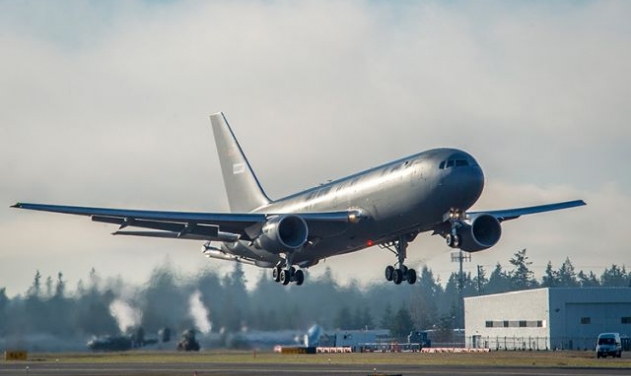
[10,203,22,208]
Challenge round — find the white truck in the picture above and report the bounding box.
[596,332,622,358]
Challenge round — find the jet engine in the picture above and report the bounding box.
[452,214,502,252]
[253,215,308,253]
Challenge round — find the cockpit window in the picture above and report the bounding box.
[456,159,468,167]
[440,158,475,169]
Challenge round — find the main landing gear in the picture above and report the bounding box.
[380,234,417,285]
[272,265,305,286]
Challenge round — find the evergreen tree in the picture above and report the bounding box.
[577,270,600,287]
[380,305,394,330]
[140,265,192,333]
[220,263,248,331]
[486,263,511,294]
[601,264,629,286]
[75,287,119,336]
[541,261,559,287]
[557,258,579,287]
[0,288,7,335]
[360,307,373,330]
[409,266,440,330]
[473,265,488,295]
[334,306,353,329]
[390,305,414,338]
[28,270,42,297]
[509,249,536,290]
[45,276,53,297]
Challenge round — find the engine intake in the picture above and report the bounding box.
[254,215,309,253]
[457,214,502,252]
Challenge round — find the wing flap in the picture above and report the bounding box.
[12,202,362,241]
[113,230,240,242]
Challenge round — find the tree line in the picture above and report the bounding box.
[0,250,629,345]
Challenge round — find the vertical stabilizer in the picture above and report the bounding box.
[210,113,271,212]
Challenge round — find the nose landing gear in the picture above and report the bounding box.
[381,234,417,285]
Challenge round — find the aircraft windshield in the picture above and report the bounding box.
[439,158,476,170]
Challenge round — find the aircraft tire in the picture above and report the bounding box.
[406,268,417,284]
[385,266,395,281]
[446,234,454,247]
[295,269,305,286]
[393,269,403,285]
[400,265,408,275]
[272,267,281,282]
[280,269,290,285]
[446,234,461,248]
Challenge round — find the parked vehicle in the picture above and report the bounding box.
[596,333,622,358]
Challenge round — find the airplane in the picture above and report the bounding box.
[11,112,585,286]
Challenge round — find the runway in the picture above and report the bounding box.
[2,361,630,376]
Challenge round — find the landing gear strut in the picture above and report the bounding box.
[380,234,417,285]
[445,208,463,248]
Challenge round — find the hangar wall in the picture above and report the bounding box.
[465,288,631,350]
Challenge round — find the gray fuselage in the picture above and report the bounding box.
[222,148,484,267]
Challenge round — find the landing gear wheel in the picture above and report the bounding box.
[280,269,290,285]
[393,269,403,285]
[294,269,305,286]
[381,234,421,286]
[385,266,395,281]
[272,267,281,282]
[289,266,296,278]
[400,265,408,276]
[446,234,460,248]
[406,268,417,284]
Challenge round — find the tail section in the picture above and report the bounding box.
[210,112,271,212]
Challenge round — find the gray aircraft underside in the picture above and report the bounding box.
[12,112,585,286]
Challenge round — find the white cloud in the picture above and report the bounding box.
[1,1,630,294]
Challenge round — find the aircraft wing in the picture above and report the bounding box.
[10,202,357,241]
[467,199,586,222]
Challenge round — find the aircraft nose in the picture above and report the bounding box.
[467,165,485,202]
[441,164,485,209]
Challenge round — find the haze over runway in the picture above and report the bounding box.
[1,1,630,295]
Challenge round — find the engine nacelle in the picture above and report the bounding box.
[253,215,309,253]
[457,214,502,252]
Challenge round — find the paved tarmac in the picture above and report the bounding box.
[2,361,631,376]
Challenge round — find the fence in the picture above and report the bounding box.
[465,336,601,351]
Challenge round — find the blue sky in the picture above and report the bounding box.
[1,0,630,295]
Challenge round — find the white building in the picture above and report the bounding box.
[465,288,631,350]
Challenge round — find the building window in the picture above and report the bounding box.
[580,317,591,325]
[622,317,631,324]
[483,319,545,329]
